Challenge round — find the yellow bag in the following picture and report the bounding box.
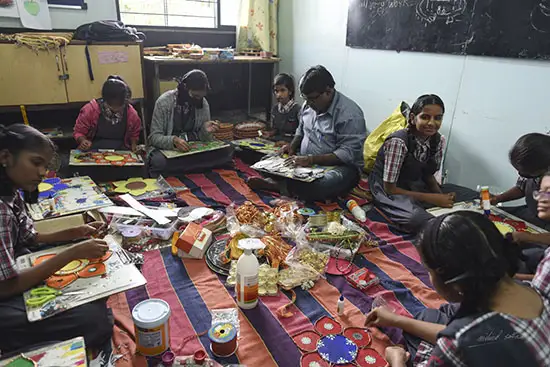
[363,101,409,173]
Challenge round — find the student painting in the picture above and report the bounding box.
[247,65,367,201]
[148,69,233,177]
[74,75,141,152]
[0,124,113,353]
[369,94,477,233]
[366,211,550,367]
[269,73,300,144]
[491,133,550,231]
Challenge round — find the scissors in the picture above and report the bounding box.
[26,286,84,307]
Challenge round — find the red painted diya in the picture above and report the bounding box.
[293,330,321,353]
[343,327,372,349]
[300,352,329,367]
[33,252,112,289]
[356,348,387,367]
[315,316,343,336]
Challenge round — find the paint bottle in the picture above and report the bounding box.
[337,295,345,316]
[346,200,366,222]
[236,239,265,309]
[480,186,491,216]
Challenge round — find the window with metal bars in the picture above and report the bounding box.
[118,0,238,28]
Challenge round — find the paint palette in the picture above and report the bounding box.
[18,236,146,322]
[161,140,230,158]
[69,150,144,166]
[27,176,113,221]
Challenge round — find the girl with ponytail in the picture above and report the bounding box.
[365,211,550,367]
[0,124,113,353]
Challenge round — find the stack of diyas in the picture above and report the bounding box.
[212,122,234,141]
[233,121,268,139]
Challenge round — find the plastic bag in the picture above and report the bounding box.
[363,101,409,173]
[278,261,321,290]
[226,202,274,236]
[272,201,305,239]
[301,215,367,260]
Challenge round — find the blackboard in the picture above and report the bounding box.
[346,0,550,60]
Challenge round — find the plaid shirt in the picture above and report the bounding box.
[414,247,550,366]
[383,135,445,183]
[0,192,37,281]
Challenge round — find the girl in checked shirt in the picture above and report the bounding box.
[366,211,550,367]
[369,94,477,233]
[0,124,112,354]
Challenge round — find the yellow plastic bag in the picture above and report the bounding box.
[363,101,409,173]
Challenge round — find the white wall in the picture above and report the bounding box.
[0,0,117,29]
[279,0,550,190]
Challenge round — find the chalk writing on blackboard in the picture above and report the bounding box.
[531,0,550,33]
[416,0,467,24]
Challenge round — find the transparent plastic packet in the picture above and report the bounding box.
[271,200,306,239]
[285,240,330,279]
[226,201,273,236]
[278,259,322,290]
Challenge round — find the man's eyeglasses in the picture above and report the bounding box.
[533,190,550,200]
[301,92,324,104]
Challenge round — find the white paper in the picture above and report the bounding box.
[16,0,52,30]
[0,0,19,18]
[97,51,129,64]
[119,194,170,225]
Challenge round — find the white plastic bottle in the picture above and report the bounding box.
[236,239,265,309]
[337,295,345,316]
[347,200,366,222]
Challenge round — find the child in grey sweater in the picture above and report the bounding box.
[269,73,301,145]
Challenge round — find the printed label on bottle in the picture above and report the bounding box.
[236,273,258,303]
[482,200,491,210]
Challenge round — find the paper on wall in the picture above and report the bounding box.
[16,0,52,30]
[0,0,19,18]
[98,51,129,64]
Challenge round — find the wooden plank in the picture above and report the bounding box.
[0,44,68,106]
[65,44,144,103]
[143,55,281,65]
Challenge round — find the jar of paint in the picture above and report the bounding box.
[132,299,171,356]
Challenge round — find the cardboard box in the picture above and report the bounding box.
[173,223,212,259]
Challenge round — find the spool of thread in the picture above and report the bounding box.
[132,299,171,356]
[208,322,238,358]
[298,207,316,216]
[121,228,142,247]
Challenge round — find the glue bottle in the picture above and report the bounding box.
[337,295,345,316]
[236,238,265,309]
[480,186,491,216]
[347,200,366,222]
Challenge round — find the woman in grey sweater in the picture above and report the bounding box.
[148,70,233,177]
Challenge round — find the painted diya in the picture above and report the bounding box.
[33,252,112,289]
[315,316,343,336]
[112,178,159,196]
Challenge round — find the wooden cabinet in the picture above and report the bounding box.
[0,43,144,107]
[65,44,144,102]
[0,44,68,106]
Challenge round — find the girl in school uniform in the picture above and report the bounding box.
[0,124,113,353]
[269,73,301,144]
[73,75,141,152]
[369,94,477,233]
[366,211,550,367]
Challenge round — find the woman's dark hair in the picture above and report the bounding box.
[509,133,550,175]
[0,124,56,197]
[102,75,131,106]
[273,73,296,99]
[418,211,521,317]
[299,65,335,95]
[178,69,210,91]
[408,94,445,124]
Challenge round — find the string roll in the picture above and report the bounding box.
[208,322,238,357]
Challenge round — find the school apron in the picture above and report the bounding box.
[91,106,128,150]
